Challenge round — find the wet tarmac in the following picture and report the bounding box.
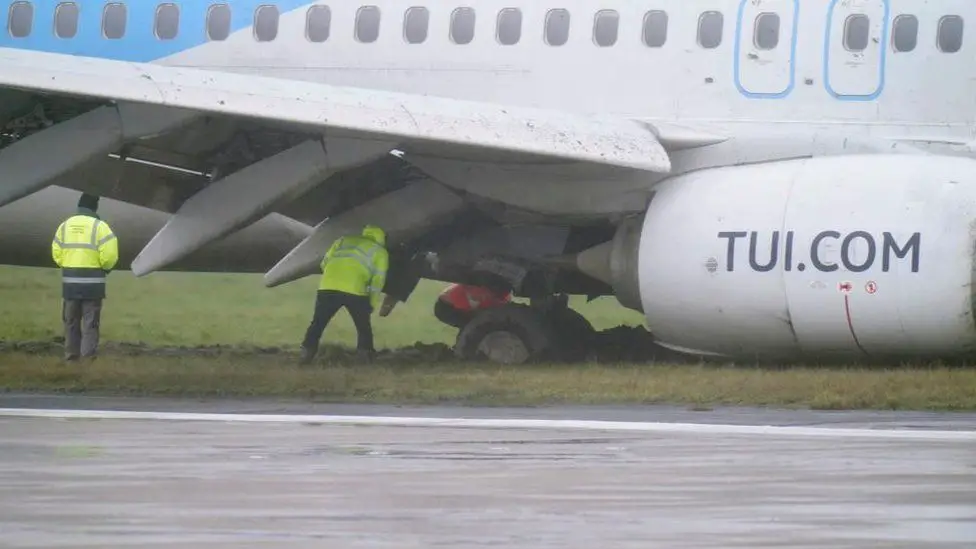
[3,393,976,431]
[0,400,974,548]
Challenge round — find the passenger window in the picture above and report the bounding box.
[254,5,279,42]
[55,2,79,39]
[843,14,869,51]
[754,12,779,50]
[544,8,570,46]
[496,8,521,45]
[593,9,618,47]
[103,3,127,39]
[450,7,476,45]
[356,5,381,43]
[698,11,723,49]
[155,4,180,41]
[306,5,331,42]
[938,15,964,53]
[891,14,918,52]
[207,4,231,41]
[642,10,667,48]
[8,1,33,38]
[404,6,428,44]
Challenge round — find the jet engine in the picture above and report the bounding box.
[578,154,976,360]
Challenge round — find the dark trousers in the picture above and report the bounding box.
[63,299,102,360]
[302,290,374,355]
[433,299,473,329]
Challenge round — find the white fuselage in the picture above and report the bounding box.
[146,0,975,142]
[1,0,973,141]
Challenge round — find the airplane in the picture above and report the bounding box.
[2,0,976,363]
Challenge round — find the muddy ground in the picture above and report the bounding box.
[0,326,700,364]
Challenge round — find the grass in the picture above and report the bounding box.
[1,265,975,411]
[0,266,644,348]
[3,354,975,411]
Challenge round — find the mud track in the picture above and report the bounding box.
[0,326,697,364]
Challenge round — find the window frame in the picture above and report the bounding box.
[253,4,280,42]
[697,10,724,49]
[753,12,780,50]
[842,13,870,52]
[642,10,668,48]
[7,1,34,39]
[592,9,619,48]
[102,2,127,40]
[544,8,570,47]
[154,3,180,41]
[305,4,331,43]
[355,5,381,44]
[403,6,429,44]
[450,6,476,45]
[496,7,522,46]
[206,4,231,41]
[54,2,79,39]
[891,13,918,52]
[937,14,964,53]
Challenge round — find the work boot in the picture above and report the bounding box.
[298,346,316,366]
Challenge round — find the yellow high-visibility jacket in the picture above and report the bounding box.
[318,225,389,308]
[51,210,119,300]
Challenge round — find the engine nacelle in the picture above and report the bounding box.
[633,154,976,360]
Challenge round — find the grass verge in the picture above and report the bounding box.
[2,352,975,411]
[3,266,976,411]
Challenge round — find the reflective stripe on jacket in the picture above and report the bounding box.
[51,211,119,300]
[318,234,389,308]
[438,284,512,312]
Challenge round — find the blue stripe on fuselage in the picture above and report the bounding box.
[0,0,311,62]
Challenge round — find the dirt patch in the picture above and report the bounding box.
[0,326,694,364]
[0,338,460,364]
[588,326,697,363]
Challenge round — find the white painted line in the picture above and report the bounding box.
[0,408,973,441]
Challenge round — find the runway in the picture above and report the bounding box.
[0,396,974,548]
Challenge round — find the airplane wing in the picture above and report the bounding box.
[0,48,672,173]
[0,48,724,286]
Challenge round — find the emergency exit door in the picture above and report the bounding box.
[825,0,890,99]
[735,0,799,98]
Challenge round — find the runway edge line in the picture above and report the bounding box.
[0,408,973,441]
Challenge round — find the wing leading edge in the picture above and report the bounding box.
[0,48,673,173]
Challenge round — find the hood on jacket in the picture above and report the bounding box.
[77,193,100,217]
[361,225,386,246]
[78,193,100,212]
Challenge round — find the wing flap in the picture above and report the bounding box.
[0,49,671,173]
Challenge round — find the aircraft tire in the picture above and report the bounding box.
[453,304,555,364]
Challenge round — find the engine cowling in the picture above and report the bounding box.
[625,154,976,360]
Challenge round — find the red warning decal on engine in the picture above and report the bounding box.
[865,281,878,294]
[838,281,853,293]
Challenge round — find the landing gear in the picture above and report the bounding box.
[453,305,554,364]
[452,295,596,364]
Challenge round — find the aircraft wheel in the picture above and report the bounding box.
[454,305,555,364]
